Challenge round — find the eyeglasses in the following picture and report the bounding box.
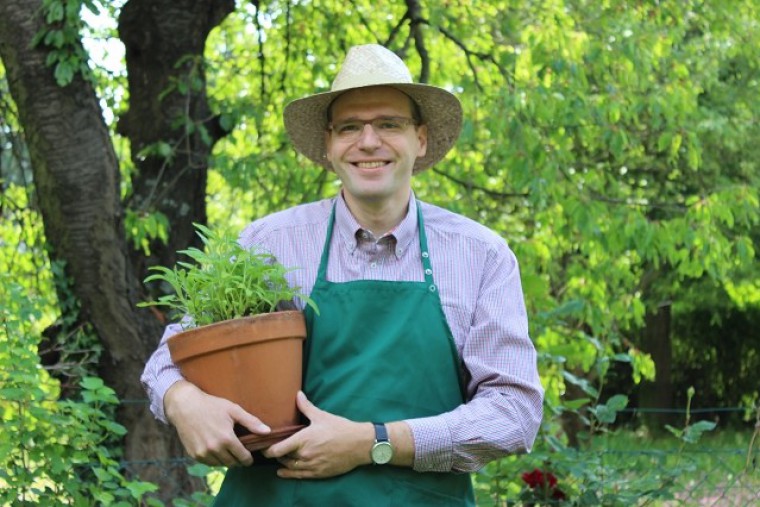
[328,116,419,142]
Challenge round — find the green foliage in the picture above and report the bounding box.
[140,223,317,327]
[170,463,224,506]
[32,0,106,86]
[475,391,719,505]
[0,182,156,504]
[125,209,170,256]
[0,278,156,505]
[664,389,716,446]
[669,278,760,413]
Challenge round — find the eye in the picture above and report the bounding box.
[376,118,404,131]
[334,122,361,135]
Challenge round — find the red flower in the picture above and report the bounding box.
[552,488,567,501]
[521,468,558,489]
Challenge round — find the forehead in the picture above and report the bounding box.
[330,86,413,119]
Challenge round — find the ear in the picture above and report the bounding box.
[415,124,428,158]
[324,131,333,163]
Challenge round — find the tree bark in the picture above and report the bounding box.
[639,303,675,430]
[118,0,234,290]
[0,0,233,499]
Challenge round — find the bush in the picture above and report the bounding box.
[0,278,157,505]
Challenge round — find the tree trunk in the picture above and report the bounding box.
[639,302,675,431]
[0,0,234,499]
[118,0,234,290]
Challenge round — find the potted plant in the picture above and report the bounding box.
[140,223,317,450]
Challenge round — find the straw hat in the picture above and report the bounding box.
[284,44,462,173]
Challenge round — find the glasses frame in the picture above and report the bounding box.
[327,116,420,143]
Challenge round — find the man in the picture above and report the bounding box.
[142,44,543,506]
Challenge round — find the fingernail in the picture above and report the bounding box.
[259,423,271,432]
[297,391,305,400]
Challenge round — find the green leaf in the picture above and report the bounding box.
[682,420,717,443]
[606,394,628,411]
[592,395,627,424]
[54,62,75,86]
[187,463,214,477]
[46,2,65,22]
[664,424,683,439]
[80,376,105,390]
[125,480,159,498]
[563,397,591,410]
[562,371,599,398]
[100,420,128,436]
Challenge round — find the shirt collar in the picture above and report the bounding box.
[334,191,418,259]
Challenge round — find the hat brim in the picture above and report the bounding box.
[284,84,462,173]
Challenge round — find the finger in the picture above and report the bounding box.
[225,446,254,467]
[277,466,311,480]
[262,433,301,459]
[295,390,320,419]
[191,428,253,467]
[200,450,228,468]
[227,443,254,466]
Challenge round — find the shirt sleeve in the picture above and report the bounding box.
[140,322,187,423]
[405,241,544,473]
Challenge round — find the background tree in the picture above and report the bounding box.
[0,0,235,496]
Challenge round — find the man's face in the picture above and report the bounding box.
[326,86,427,209]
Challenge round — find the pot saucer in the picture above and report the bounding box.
[238,424,305,451]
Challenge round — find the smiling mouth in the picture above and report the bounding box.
[354,161,388,169]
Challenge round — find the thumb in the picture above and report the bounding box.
[229,403,271,434]
[296,390,322,420]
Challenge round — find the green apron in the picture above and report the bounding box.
[214,202,474,506]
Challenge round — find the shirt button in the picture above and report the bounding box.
[421,252,429,258]
[425,268,432,275]
[370,262,377,268]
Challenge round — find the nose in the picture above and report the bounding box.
[355,123,382,149]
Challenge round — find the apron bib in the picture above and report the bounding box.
[214,202,474,506]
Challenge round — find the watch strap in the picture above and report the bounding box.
[372,422,389,443]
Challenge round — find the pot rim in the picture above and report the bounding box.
[167,310,306,363]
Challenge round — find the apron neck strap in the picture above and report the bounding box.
[316,204,337,280]
[317,200,433,284]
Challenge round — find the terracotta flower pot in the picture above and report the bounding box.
[168,310,307,450]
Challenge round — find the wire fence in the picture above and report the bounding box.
[112,402,759,506]
[5,394,758,505]
[575,447,759,506]
[117,447,760,506]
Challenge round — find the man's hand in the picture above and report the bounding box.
[262,391,374,479]
[164,380,271,467]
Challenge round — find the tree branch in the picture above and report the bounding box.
[431,168,529,200]
[405,0,429,83]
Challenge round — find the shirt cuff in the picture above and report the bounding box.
[405,416,454,472]
[143,370,184,424]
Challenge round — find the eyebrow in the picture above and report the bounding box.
[331,114,408,123]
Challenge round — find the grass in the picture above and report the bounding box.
[473,427,759,506]
[590,427,759,506]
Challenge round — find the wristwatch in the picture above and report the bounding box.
[370,422,393,465]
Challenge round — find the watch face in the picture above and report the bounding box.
[371,442,393,464]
